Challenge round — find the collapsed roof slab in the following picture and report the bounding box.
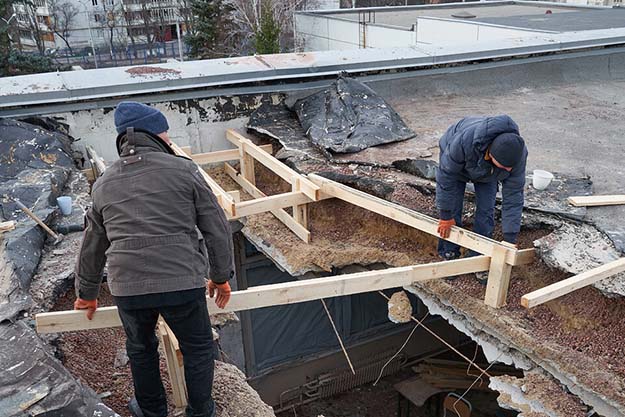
[407,279,625,416]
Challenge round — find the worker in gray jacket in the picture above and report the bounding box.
[74,101,234,417]
[436,115,527,271]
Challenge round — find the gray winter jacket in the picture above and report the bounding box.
[75,130,234,300]
[435,115,527,239]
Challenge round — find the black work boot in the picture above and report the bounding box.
[128,398,145,417]
[442,251,461,281]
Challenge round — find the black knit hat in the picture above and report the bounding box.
[490,133,525,168]
[114,101,169,136]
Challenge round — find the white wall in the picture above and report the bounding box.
[295,13,416,51]
[366,24,416,48]
[62,96,269,163]
[415,17,539,45]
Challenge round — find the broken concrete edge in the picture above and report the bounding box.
[531,214,625,298]
[489,370,588,417]
[404,283,622,417]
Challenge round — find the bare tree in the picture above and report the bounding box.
[48,0,79,53]
[229,0,318,54]
[95,0,123,57]
[17,0,47,54]
[175,0,194,36]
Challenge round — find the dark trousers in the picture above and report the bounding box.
[118,297,215,417]
[438,179,498,259]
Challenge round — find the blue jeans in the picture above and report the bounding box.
[438,180,498,259]
[118,297,215,417]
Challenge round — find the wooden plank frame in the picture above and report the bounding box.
[307,173,533,308]
[173,133,316,241]
[224,163,311,243]
[36,256,493,334]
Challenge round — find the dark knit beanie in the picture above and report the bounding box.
[490,133,525,168]
[114,101,169,135]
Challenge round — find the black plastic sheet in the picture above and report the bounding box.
[0,321,119,417]
[293,76,415,154]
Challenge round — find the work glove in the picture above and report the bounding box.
[437,218,456,239]
[208,280,231,309]
[74,298,98,320]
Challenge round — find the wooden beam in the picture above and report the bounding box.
[226,129,320,201]
[521,258,625,308]
[234,191,311,218]
[292,177,309,229]
[179,146,192,156]
[191,145,272,166]
[239,142,256,186]
[484,244,513,308]
[512,248,535,266]
[170,141,236,217]
[227,190,241,203]
[0,220,16,233]
[158,321,187,408]
[225,163,311,243]
[35,256,491,334]
[85,145,106,178]
[308,174,524,266]
[568,195,625,207]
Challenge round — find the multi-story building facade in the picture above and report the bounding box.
[13,0,189,53]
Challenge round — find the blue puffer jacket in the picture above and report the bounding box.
[435,115,527,238]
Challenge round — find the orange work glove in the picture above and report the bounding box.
[437,219,456,239]
[74,298,98,320]
[208,280,231,309]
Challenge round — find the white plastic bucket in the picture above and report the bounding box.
[56,196,73,216]
[532,170,554,190]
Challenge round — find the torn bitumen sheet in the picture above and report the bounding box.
[0,118,75,322]
[247,101,326,163]
[0,321,119,417]
[248,101,435,168]
[292,76,415,154]
[534,221,625,297]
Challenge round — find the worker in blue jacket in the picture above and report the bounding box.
[436,115,528,265]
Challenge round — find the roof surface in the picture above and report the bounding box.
[477,9,625,32]
[306,3,584,29]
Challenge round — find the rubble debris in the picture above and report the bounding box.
[316,171,394,199]
[392,159,438,180]
[292,76,415,154]
[387,291,412,324]
[0,321,119,417]
[535,221,625,297]
[113,348,129,369]
[490,370,589,417]
[0,117,76,322]
[522,174,591,220]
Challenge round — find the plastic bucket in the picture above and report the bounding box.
[532,170,554,190]
[56,196,73,216]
